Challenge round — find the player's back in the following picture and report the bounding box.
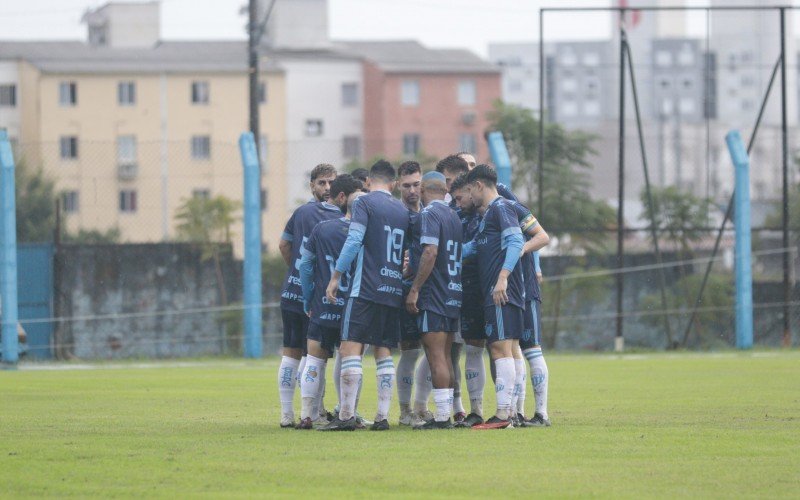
[281,201,342,312]
[509,200,542,304]
[306,217,351,326]
[418,200,463,319]
[476,196,525,309]
[350,190,409,308]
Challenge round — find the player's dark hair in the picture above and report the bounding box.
[369,159,396,183]
[465,164,497,187]
[398,161,421,178]
[310,163,337,182]
[351,167,369,183]
[435,155,469,175]
[330,174,362,201]
[449,173,469,194]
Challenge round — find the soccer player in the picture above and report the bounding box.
[520,251,551,427]
[458,151,518,202]
[405,172,463,429]
[296,174,365,430]
[449,174,486,427]
[395,161,431,426]
[323,160,409,431]
[351,168,370,191]
[276,163,339,428]
[463,165,525,429]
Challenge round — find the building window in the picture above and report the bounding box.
[584,100,601,117]
[341,83,358,107]
[561,51,577,66]
[458,80,476,106]
[88,25,107,46]
[656,51,673,67]
[458,134,476,154]
[118,81,136,106]
[0,85,16,107]
[658,77,671,90]
[560,101,578,118]
[305,120,324,137]
[116,135,137,164]
[119,190,137,213]
[678,49,695,66]
[402,133,420,156]
[59,81,77,106]
[259,82,267,104]
[191,135,211,160]
[61,191,79,213]
[562,79,578,93]
[508,80,522,93]
[342,135,361,159]
[192,189,210,200]
[401,80,420,107]
[191,81,209,104]
[679,98,696,115]
[59,136,78,160]
[261,189,268,212]
[582,52,600,67]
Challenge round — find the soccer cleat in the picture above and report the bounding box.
[370,419,390,431]
[280,414,295,428]
[317,416,357,431]
[456,412,484,428]
[320,410,335,423]
[411,410,434,428]
[399,408,414,426]
[471,415,512,430]
[295,417,313,430]
[524,413,551,427]
[414,418,454,430]
[453,412,467,424]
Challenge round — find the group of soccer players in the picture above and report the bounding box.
[276,152,551,430]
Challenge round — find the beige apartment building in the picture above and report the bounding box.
[0,2,289,253]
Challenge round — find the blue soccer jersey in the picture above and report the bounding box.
[301,217,352,328]
[475,197,526,309]
[335,190,410,308]
[510,201,542,303]
[406,209,421,277]
[497,182,518,203]
[415,200,463,319]
[280,201,343,313]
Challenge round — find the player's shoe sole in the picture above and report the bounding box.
[472,416,512,430]
[317,416,357,431]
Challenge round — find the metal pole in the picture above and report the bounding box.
[0,130,19,365]
[779,8,792,348]
[248,0,260,148]
[728,130,754,349]
[538,9,545,218]
[616,13,626,352]
[624,34,674,348]
[240,132,263,358]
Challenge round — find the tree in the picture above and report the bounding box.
[14,159,56,243]
[487,101,616,253]
[174,195,241,305]
[639,186,711,258]
[62,228,121,244]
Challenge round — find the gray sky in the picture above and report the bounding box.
[0,0,795,57]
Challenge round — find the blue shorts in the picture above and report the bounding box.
[520,300,542,349]
[484,304,524,344]
[399,308,421,343]
[417,310,459,334]
[306,321,340,356]
[460,293,485,341]
[281,309,309,350]
[341,297,400,349]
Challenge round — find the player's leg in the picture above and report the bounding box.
[397,308,422,425]
[278,310,305,428]
[461,307,487,427]
[369,304,399,431]
[413,355,433,423]
[522,300,550,427]
[511,341,526,426]
[416,311,459,430]
[297,333,330,430]
[450,340,466,422]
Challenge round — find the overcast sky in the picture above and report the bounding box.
[0,0,795,57]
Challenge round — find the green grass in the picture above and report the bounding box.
[1,352,799,498]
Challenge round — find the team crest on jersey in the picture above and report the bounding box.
[485,324,493,336]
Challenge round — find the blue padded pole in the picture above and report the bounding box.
[487,131,512,188]
[0,130,19,364]
[726,130,753,350]
[239,132,263,358]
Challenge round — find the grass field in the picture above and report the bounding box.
[1,352,799,498]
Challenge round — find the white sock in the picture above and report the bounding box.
[452,354,465,414]
[339,356,362,420]
[375,357,395,422]
[514,358,526,416]
[413,356,432,413]
[296,356,307,386]
[300,355,325,420]
[524,347,549,419]
[314,360,327,419]
[433,388,452,422]
[278,356,300,417]
[465,345,485,416]
[494,357,515,420]
[396,348,420,410]
[333,350,342,409]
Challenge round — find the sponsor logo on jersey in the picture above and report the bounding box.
[380,266,403,280]
[319,313,342,322]
[448,282,463,292]
[377,285,402,296]
[446,299,462,307]
[322,296,345,306]
[288,276,302,286]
